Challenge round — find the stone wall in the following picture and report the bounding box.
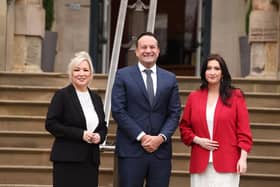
[211,0,247,77]
[53,0,90,73]
[0,0,45,72]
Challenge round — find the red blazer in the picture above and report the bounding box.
[179,89,253,173]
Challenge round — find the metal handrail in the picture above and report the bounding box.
[146,0,158,33]
[102,0,128,149]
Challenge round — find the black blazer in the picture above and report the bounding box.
[45,84,107,165]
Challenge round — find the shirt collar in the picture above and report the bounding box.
[138,62,157,74]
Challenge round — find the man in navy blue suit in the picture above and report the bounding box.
[111,32,181,187]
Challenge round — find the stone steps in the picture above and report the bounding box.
[0,85,280,108]
[239,174,280,187]
[248,107,280,123]
[106,120,280,141]
[0,85,105,101]
[1,101,280,123]
[172,154,280,175]
[180,90,280,107]
[0,147,51,166]
[1,147,279,175]
[0,115,45,131]
[0,100,49,116]
[0,131,278,158]
[0,164,279,187]
[176,76,280,93]
[0,72,107,88]
[0,165,113,187]
[1,115,280,141]
[1,72,280,93]
[169,136,280,157]
[0,131,52,148]
[2,84,280,108]
[0,115,280,139]
[1,72,280,187]
[106,135,280,158]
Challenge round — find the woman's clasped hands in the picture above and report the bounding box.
[83,130,101,144]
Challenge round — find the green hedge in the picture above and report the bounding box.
[43,0,54,31]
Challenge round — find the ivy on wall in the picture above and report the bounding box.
[245,0,252,35]
[43,0,54,31]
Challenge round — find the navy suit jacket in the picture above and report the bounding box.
[111,65,181,159]
[45,84,107,165]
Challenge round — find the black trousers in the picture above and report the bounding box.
[53,161,99,187]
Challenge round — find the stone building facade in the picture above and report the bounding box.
[0,0,280,79]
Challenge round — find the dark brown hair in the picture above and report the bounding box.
[200,54,235,106]
[135,32,160,48]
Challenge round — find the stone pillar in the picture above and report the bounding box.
[0,1,7,71]
[248,0,279,79]
[6,0,16,71]
[12,0,45,72]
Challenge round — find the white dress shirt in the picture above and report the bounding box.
[138,62,157,96]
[76,90,99,132]
[206,99,217,162]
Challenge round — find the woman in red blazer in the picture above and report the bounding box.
[179,54,253,187]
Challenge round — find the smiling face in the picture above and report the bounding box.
[205,59,223,86]
[71,60,92,91]
[135,35,160,68]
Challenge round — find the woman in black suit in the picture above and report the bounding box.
[45,51,107,187]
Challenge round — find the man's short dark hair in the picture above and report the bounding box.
[135,32,160,48]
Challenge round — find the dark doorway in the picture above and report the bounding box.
[89,0,104,73]
[109,0,210,76]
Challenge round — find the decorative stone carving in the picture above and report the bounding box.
[249,11,278,42]
[249,0,279,78]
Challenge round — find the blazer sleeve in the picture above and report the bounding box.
[179,92,196,145]
[45,89,84,140]
[158,75,181,140]
[235,90,253,152]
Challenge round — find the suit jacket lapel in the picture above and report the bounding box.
[200,89,211,138]
[88,90,103,124]
[153,67,162,108]
[67,84,86,128]
[130,65,151,105]
[213,96,222,139]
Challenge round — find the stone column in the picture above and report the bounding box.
[248,0,279,79]
[6,0,15,71]
[0,1,7,71]
[12,0,45,72]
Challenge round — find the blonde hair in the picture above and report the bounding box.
[67,51,95,81]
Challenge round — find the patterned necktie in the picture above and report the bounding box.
[144,69,154,105]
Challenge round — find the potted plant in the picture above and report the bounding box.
[41,0,57,72]
[239,0,252,77]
